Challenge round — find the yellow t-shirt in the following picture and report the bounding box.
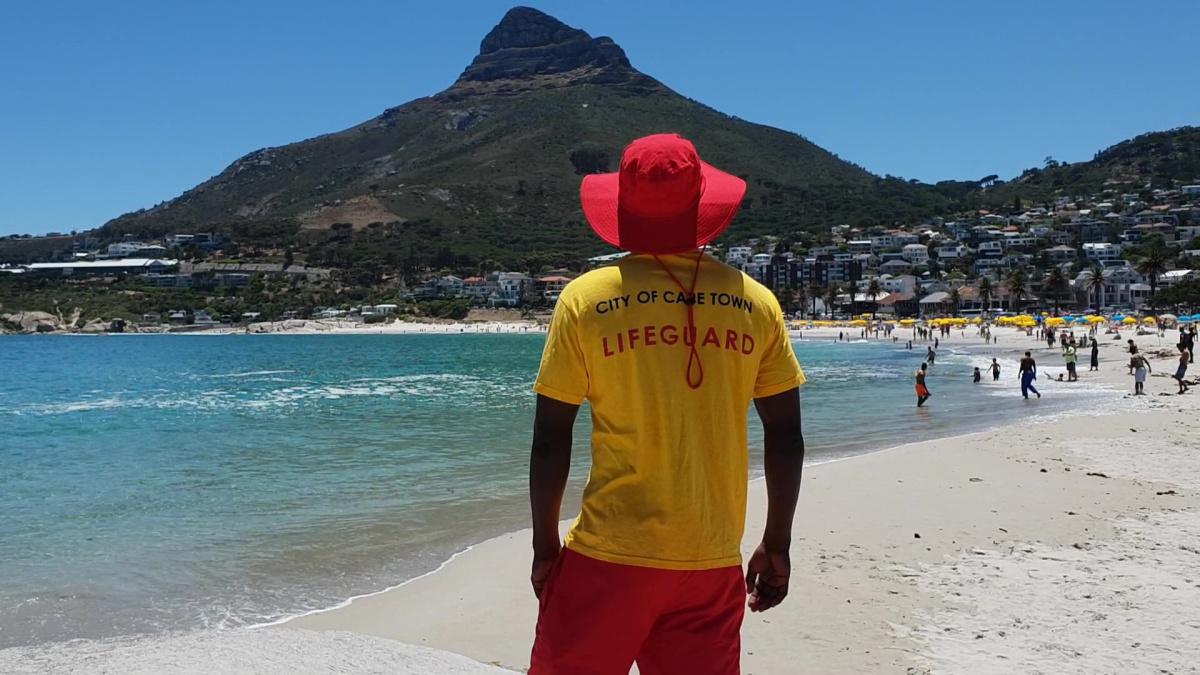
[533,251,805,570]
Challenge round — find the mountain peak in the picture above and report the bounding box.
[478,7,583,54]
[453,6,642,90]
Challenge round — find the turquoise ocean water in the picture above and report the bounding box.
[0,333,1111,647]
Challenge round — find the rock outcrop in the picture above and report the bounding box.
[1,311,61,334]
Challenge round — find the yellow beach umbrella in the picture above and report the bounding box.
[1122,317,1137,325]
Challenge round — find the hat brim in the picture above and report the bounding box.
[580,162,747,255]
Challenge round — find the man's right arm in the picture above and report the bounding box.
[529,394,580,597]
[746,387,804,612]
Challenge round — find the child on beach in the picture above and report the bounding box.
[1174,343,1190,394]
[990,358,1001,381]
[973,367,981,383]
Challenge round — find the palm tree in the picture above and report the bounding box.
[1006,269,1028,313]
[1135,244,1173,314]
[948,286,961,317]
[1086,263,1107,311]
[826,282,840,318]
[778,288,796,317]
[808,282,824,318]
[866,278,882,320]
[978,276,994,317]
[1043,267,1069,316]
[794,284,808,319]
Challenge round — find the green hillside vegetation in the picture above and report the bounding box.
[976,126,1200,207]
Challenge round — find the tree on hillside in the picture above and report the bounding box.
[1006,269,1029,313]
[866,278,882,320]
[978,276,994,316]
[1155,279,1200,309]
[1135,242,1173,314]
[1043,267,1069,316]
[778,287,796,317]
[794,284,808,319]
[1085,263,1107,310]
[948,286,961,317]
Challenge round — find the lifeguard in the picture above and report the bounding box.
[528,133,806,674]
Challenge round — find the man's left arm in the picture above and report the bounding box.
[746,387,804,612]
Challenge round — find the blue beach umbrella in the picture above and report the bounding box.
[1073,316,1089,324]
[1112,314,1125,322]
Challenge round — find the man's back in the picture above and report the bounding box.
[535,251,804,569]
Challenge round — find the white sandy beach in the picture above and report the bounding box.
[4,325,1196,674]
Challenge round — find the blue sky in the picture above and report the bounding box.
[2,0,1196,235]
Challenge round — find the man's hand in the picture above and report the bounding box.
[745,542,790,612]
[531,544,561,598]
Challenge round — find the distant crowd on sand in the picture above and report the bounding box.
[907,321,1196,407]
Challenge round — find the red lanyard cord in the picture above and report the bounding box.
[652,247,706,389]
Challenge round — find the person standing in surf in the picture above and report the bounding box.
[915,362,931,407]
[1019,351,1040,399]
[528,134,806,674]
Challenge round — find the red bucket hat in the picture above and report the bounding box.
[580,134,747,254]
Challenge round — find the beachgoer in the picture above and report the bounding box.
[1131,352,1150,395]
[1064,343,1078,382]
[973,367,981,383]
[1174,343,1190,395]
[915,362,931,407]
[926,346,936,365]
[529,134,806,673]
[1019,351,1040,399]
[990,358,1001,381]
[1089,338,1099,371]
[1183,326,1196,364]
[1127,339,1138,375]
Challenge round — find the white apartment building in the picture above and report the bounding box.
[900,243,929,264]
[1082,242,1122,262]
[725,246,753,266]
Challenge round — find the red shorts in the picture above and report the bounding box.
[530,548,745,675]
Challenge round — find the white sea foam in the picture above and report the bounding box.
[201,370,297,379]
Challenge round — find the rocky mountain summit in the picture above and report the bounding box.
[449,7,655,94]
